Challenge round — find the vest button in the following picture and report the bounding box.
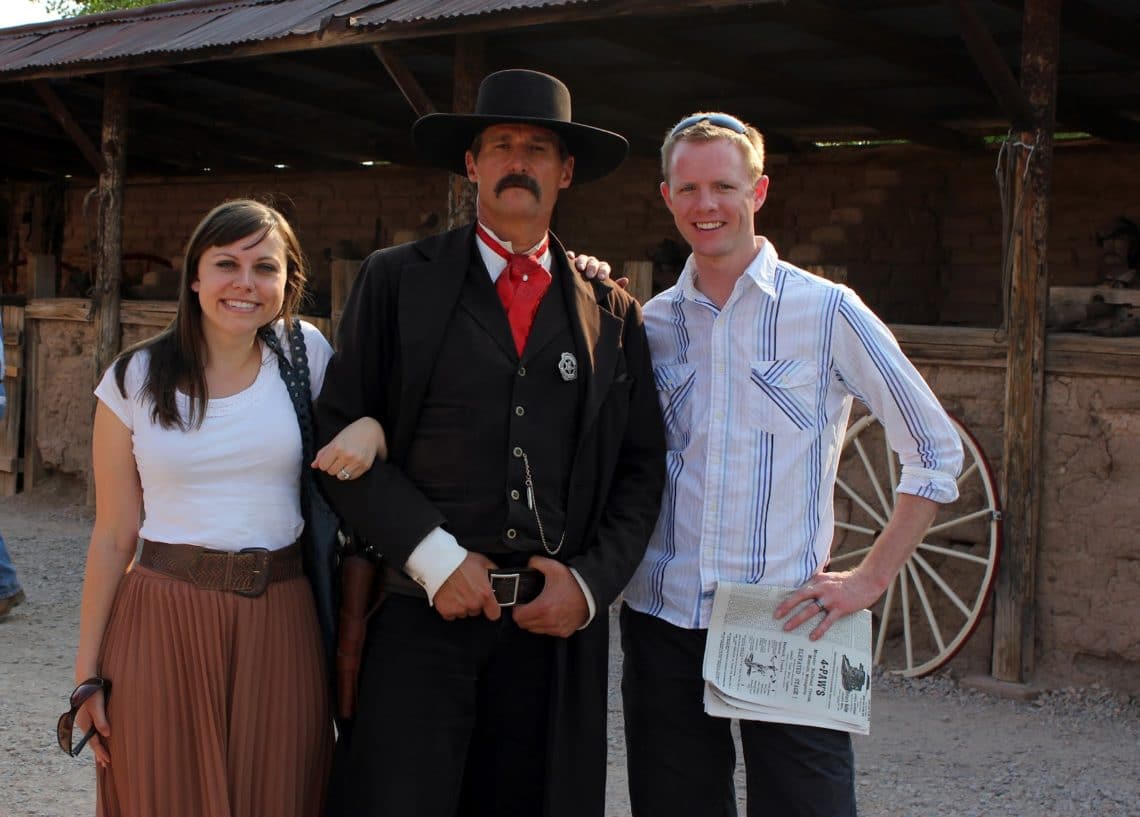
[506,528,518,539]
[515,405,525,416]
[510,489,520,501]
[513,446,523,458]
[518,366,527,376]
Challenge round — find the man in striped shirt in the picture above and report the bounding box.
[619,113,964,817]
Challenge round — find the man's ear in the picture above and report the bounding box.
[465,150,478,183]
[660,180,673,210]
[559,156,575,190]
[753,175,770,212]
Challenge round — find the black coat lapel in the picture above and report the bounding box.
[548,235,622,448]
[393,225,475,459]
[459,262,519,361]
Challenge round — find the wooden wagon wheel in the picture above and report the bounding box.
[829,413,1002,678]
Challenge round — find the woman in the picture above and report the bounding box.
[70,200,381,817]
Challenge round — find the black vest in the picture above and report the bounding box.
[402,251,583,557]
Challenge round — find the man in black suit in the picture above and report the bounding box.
[315,69,666,817]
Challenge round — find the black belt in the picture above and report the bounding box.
[488,567,545,606]
[381,564,545,607]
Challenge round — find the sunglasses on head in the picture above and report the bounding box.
[56,676,111,757]
[669,113,749,138]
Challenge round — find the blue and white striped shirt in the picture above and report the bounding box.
[623,239,963,630]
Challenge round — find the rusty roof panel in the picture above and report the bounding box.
[0,0,599,75]
[351,0,589,26]
[156,2,341,51]
[0,0,378,74]
[0,28,89,66]
[2,10,219,71]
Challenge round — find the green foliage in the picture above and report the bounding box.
[40,0,172,18]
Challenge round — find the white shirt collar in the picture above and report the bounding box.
[679,237,779,304]
[475,221,552,282]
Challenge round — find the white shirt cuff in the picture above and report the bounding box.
[403,527,466,605]
[569,567,597,629]
[898,466,960,504]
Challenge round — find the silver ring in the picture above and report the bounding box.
[814,598,827,614]
[337,468,351,481]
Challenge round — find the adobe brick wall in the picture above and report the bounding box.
[919,362,1140,692]
[36,142,1140,330]
[54,166,452,305]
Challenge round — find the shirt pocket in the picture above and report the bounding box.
[748,359,820,434]
[654,362,696,451]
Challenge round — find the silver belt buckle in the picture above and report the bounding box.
[489,570,521,607]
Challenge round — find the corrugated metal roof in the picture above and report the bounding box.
[351,0,588,26]
[0,0,383,74]
[0,0,609,76]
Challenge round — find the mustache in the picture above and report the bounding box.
[494,174,541,198]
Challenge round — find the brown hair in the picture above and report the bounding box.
[112,199,309,429]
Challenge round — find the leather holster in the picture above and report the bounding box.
[336,553,383,721]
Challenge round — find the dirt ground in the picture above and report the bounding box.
[1,477,1137,817]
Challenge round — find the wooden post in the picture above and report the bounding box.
[28,254,56,298]
[447,35,485,229]
[329,258,361,345]
[91,73,129,388]
[21,314,42,491]
[991,0,1060,683]
[622,260,653,305]
[0,304,24,495]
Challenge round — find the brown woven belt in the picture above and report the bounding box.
[138,540,303,597]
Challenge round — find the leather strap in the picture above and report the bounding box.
[138,540,303,597]
[488,567,545,606]
[379,564,546,607]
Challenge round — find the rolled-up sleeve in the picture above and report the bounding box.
[833,291,963,504]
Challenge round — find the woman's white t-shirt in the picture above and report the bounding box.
[94,320,333,552]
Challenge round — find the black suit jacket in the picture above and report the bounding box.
[315,223,665,609]
[314,224,666,817]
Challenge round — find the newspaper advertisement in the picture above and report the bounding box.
[701,582,872,735]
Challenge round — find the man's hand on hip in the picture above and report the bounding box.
[512,555,588,637]
[434,552,501,622]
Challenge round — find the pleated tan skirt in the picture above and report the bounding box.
[95,563,332,817]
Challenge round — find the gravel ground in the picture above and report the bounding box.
[2,477,1138,817]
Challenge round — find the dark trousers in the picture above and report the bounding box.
[328,593,555,817]
[621,603,856,817]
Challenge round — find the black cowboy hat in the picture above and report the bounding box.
[412,69,628,184]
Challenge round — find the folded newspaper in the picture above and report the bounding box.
[702,582,873,735]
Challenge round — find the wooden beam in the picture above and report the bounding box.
[21,309,42,490]
[447,35,484,230]
[64,75,399,171]
[140,68,397,166]
[992,0,1061,685]
[993,0,1140,60]
[593,25,973,150]
[770,1,992,96]
[91,72,129,390]
[1056,97,1140,144]
[1055,0,1140,58]
[373,44,437,118]
[166,63,408,143]
[31,80,106,174]
[944,0,1034,128]
[0,304,25,495]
